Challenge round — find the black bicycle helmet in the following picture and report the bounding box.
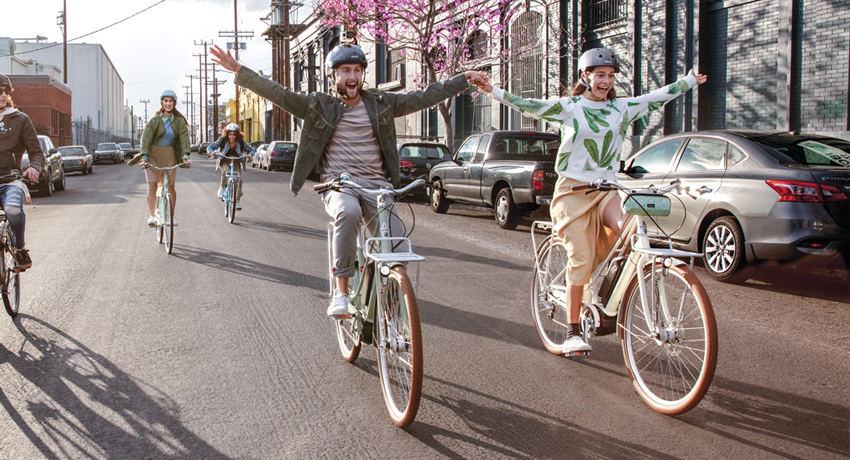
[578,48,620,73]
[0,73,13,92]
[325,44,368,71]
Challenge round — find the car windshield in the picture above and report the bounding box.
[737,133,850,167]
[273,143,296,153]
[59,147,85,156]
[96,143,116,151]
[119,143,132,149]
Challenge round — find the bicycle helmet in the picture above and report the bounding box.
[578,48,620,74]
[160,89,178,101]
[325,44,368,71]
[225,123,239,132]
[0,73,12,92]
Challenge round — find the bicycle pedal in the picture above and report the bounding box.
[565,351,590,357]
[12,268,24,273]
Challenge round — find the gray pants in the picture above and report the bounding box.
[323,177,404,279]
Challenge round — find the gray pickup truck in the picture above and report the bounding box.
[428,130,560,229]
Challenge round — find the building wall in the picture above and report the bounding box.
[800,0,848,133]
[7,75,73,147]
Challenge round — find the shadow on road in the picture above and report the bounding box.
[682,376,849,458]
[171,245,325,291]
[234,218,326,240]
[0,315,229,459]
[410,375,680,460]
[728,260,849,304]
[417,245,529,271]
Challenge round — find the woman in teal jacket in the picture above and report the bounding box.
[138,90,191,227]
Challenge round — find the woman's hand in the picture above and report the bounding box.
[182,158,191,168]
[211,45,241,74]
[689,69,708,85]
[465,71,493,93]
[138,160,147,168]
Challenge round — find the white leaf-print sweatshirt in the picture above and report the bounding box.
[489,73,698,182]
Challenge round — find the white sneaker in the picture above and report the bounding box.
[562,336,592,354]
[170,216,179,227]
[147,216,156,227]
[236,201,242,211]
[327,289,351,316]
[217,187,225,199]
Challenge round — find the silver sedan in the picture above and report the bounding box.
[618,130,849,281]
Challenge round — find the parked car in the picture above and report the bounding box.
[57,145,93,175]
[262,141,297,171]
[132,144,141,154]
[191,144,199,153]
[250,140,264,149]
[252,144,269,168]
[199,142,210,154]
[93,142,123,164]
[618,130,850,281]
[428,131,560,229]
[398,141,452,186]
[118,142,134,158]
[22,135,66,196]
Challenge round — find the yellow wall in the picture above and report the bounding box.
[238,89,265,143]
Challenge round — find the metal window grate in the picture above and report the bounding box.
[510,11,544,130]
[588,0,627,30]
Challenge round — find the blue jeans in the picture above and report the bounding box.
[0,184,26,250]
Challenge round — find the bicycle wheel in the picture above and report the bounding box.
[2,235,19,317]
[376,266,423,428]
[621,263,717,415]
[163,193,174,254]
[227,185,236,224]
[531,236,572,354]
[155,196,164,244]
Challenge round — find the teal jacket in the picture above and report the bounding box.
[139,112,191,163]
[235,66,470,195]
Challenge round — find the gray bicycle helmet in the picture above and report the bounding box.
[325,44,368,71]
[578,48,620,73]
[0,73,12,92]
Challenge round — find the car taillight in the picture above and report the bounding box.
[399,161,414,169]
[532,169,544,191]
[765,180,848,202]
[270,151,277,156]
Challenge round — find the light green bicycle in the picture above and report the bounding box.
[144,163,189,254]
[314,174,425,428]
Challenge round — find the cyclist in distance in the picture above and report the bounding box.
[0,73,45,270]
[208,123,254,210]
[137,90,191,227]
[211,41,488,316]
[472,49,707,354]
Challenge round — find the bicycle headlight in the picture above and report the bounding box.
[663,257,673,268]
[380,265,390,276]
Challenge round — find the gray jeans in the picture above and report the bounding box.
[323,177,404,279]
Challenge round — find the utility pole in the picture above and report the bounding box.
[266,1,299,141]
[130,105,135,147]
[194,40,212,142]
[186,75,196,143]
[139,99,150,133]
[182,85,191,139]
[57,0,67,84]
[219,1,254,127]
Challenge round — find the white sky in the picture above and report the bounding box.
[4,0,312,117]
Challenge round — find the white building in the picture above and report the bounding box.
[13,40,126,139]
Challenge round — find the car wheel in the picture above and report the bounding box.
[82,165,88,175]
[494,188,520,230]
[430,180,450,213]
[55,167,66,191]
[89,163,94,174]
[703,216,747,282]
[42,169,54,197]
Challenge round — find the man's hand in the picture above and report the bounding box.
[22,167,38,183]
[210,45,241,74]
[465,70,493,93]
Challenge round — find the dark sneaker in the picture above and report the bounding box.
[13,249,32,271]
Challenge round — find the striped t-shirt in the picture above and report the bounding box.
[323,99,386,181]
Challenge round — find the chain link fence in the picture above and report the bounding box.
[72,117,131,152]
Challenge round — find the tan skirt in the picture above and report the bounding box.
[550,176,618,285]
[143,144,177,185]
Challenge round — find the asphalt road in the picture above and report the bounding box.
[0,157,847,459]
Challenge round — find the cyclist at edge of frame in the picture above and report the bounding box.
[132,90,192,227]
[0,73,45,270]
[208,123,254,210]
[471,48,707,354]
[210,41,489,317]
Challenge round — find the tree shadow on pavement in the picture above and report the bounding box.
[0,315,230,459]
[171,245,325,291]
[680,376,849,458]
[408,375,680,460]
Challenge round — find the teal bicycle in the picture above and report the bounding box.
[144,163,189,254]
[210,151,250,224]
[0,171,33,317]
[314,174,426,428]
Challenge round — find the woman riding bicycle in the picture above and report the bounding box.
[0,73,45,270]
[473,48,707,354]
[138,90,191,227]
[208,123,254,210]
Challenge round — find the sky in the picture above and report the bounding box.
[4,0,312,118]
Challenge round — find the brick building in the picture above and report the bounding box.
[8,75,72,147]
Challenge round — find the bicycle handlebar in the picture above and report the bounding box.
[313,173,427,196]
[210,151,252,160]
[0,170,36,186]
[143,163,191,170]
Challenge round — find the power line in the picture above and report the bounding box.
[0,0,168,58]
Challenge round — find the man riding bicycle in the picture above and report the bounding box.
[211,42,487,316]
[0,73,44,270]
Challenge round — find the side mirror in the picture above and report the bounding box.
[49,148,58,154]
